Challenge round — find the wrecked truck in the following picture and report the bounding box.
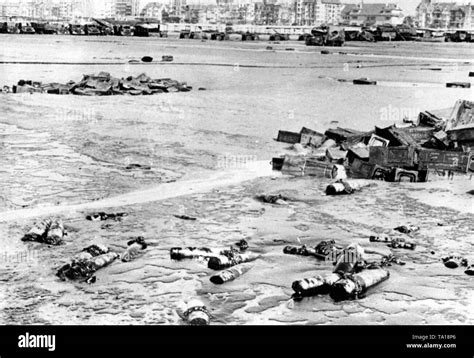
[305,26,345,47]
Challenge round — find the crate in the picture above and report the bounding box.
[271,157,285,171]
[375,126,418,147]
[418,149,472,173]
[369,146,416,168]
[300,127,324,147]
[368,134,390,147]
[347,147,370,164]
[398,126,436,144]
[281,155,333,177]
[349,158,375,179]
[277,131,301,144]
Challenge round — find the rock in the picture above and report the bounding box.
[141,56,153,63]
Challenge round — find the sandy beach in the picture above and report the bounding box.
[0,35,473,325]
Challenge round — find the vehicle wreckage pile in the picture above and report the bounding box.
[1,72,192,96]
[273,99,474,184]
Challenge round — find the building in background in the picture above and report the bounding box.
[293,0,343,26]
[340,2,404,26]
[416,0,474,29]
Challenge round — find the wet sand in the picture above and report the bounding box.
[0,36,473,325]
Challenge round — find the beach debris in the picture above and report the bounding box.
[465,265,474,276]
[174,215,197,221]
[45,220,65,245]
[86,212,127,222]
[273,99,473,184]
[170,247,227,261]
[442,255,468,269]
[394,225,420,234]
[368,134,390,147]
[235,239,249,252]
[446,82,471,88]
[22,219,64,245]
[388,241,416,250]
[281,155,334,177]
[330,268,390,301]
[353,78,377,85]
[300,127,325,147]
[255,194,288,205]
[121,237,148,262]
[332,243,366,275]
[141,56,153,62]
[378,254,406,267]
[292,273,341,297]
[181,300,211,326]
[210,264,252,284]
[82,244,109,257]
[125,164,151,170]
[418,150,472,173]
[162,55,174,62]
[291,242,402,299]
[207,251,260,270]
[271,157,285,171]
[277,130,301,144]
[325,179,361,196]
[293,143,311,156]
[22,219,52,242]
[284,240,340,260]
[419,111,445,129]
[57,246,119,282]
[370,236,415,250]
[7,72,192,96]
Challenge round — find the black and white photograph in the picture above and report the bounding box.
[0,0,473,353]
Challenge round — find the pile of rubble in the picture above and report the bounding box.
[1,72,192,96]
[273,100,473,183]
